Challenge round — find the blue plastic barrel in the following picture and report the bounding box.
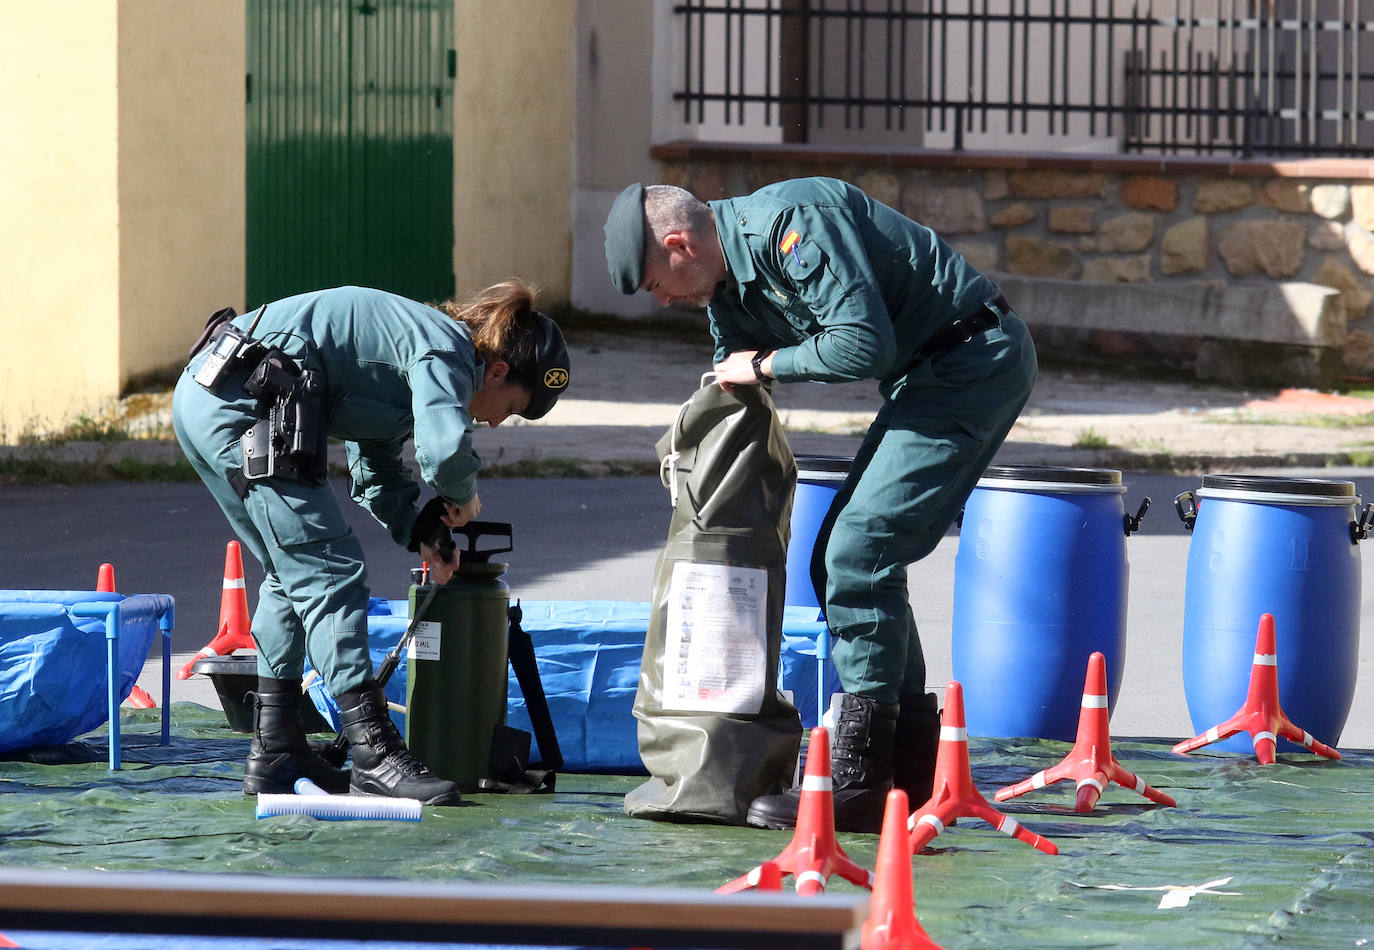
[952,465,1148,741]
[785,456,852,608]
[1177,474,1364,753]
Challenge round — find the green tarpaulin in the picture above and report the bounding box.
[0,706,1369,948]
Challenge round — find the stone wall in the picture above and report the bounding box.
[651,142,1374,386]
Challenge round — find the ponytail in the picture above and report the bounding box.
[441,279,549,395]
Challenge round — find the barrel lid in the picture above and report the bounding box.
[976,464,1125,494]
[982,465,1121,485]
[1199,474,1355,497]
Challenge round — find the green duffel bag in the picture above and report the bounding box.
[625,379,802,825]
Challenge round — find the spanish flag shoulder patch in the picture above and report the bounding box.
[779,230,801,254]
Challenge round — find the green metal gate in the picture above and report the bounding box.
[246,0,455,307]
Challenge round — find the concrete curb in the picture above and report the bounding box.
[0,439,1365,481]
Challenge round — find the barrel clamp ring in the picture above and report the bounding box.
[1174,491,1198,532]
[1351,503,1374,544]
[1123,497,1152,537]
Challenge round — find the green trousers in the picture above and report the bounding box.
[172,367,373,695]
[811,313,1038,704]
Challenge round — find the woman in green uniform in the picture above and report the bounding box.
[604,178,1036,832]
[173,280,570,806]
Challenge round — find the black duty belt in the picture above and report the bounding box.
[913,294,1008,363]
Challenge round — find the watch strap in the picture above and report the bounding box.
[751,348,774,381]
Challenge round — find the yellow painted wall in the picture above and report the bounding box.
[452,1,574,304]
[0,4,121,439]
[1,0,576,438]
[0,1,244,441]
[118,0,246,382]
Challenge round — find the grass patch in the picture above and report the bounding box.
[1073,426,1111,449]
[483,457,660,479]
[17,413,133,445]
[0,452,198,485]
[1207,411,1374,429]
[1116,452,1192,473]
[1341,450,1374,467]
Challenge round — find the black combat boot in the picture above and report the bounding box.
[892,692,941,807]
[242,677,351,796]
[746,692,898,834]
[336,681,461,806]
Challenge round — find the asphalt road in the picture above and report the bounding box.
[3,468,1372,747]
[2,471,1194,647]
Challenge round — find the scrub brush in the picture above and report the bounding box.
[255,778,423,822]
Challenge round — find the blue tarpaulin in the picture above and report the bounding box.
[0,590,166,754]
[305,599,842,772]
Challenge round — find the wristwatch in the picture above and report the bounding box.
[751,348,774,382]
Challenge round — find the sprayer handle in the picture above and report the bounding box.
[453,520,514,562]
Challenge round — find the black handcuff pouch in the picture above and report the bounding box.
[240,350,327,486]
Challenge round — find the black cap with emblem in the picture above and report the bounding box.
[518,310,570,420]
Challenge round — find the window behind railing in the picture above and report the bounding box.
[673,0,1374,157]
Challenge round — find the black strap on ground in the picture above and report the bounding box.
[507,601,563,772]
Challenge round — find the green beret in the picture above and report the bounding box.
[604,183,646,295]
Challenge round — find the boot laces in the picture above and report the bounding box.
[384,747,433,778]
[363,713,433,778]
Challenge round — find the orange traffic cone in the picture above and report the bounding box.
[125,685,157,708]
[97,563,157,708]
[176,540,256,680]
[752,861,784,891]
[718,727,874,896]
[908,682,1058,856]
[1172,614,1340,763]
[995,652,1176,812]
[862,789,943,950]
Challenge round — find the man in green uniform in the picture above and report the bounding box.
[174,282,569,806]
[604,177,1037,832]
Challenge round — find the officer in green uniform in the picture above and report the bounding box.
[604,177,1036,832]
[173,281,569,806]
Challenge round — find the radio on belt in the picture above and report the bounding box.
[193,305,268,390]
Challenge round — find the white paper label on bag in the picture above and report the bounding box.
[662,562,768,713]
[406,621,442,661]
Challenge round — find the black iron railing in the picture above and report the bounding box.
[673,0,1374,157]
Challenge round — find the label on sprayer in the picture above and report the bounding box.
[406,622,443,661]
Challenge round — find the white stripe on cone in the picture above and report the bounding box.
[916,814,944,834]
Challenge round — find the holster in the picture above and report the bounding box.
[240,354,328,487]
